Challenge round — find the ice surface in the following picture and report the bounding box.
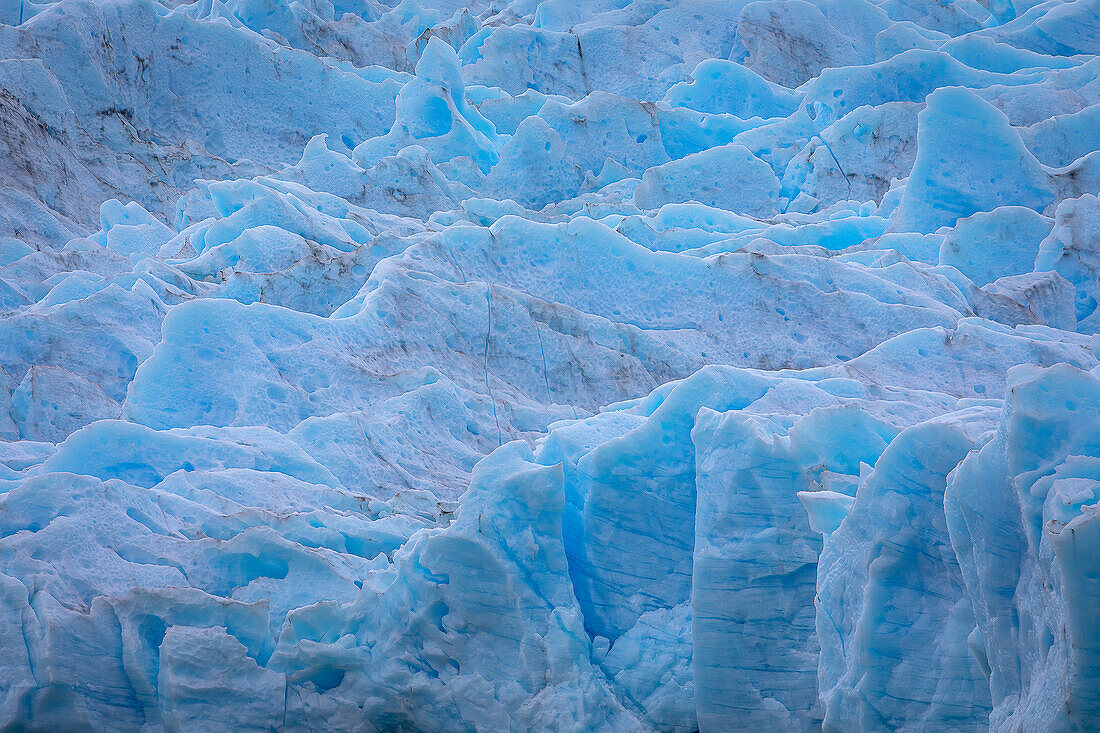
[1,0,1100,729]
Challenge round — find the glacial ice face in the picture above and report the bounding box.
[945,365,1100,733]
[1,0,1100,730]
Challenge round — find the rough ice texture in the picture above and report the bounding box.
[1,0,1099,730]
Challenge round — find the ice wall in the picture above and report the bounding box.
[1,0,1099,729]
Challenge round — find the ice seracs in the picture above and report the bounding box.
[1,0,1100,729]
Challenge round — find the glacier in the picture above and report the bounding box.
[1,0,1100,729]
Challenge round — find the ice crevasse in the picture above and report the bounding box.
[1,0,1100,729]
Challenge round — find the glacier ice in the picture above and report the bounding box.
[2,0,1100,729]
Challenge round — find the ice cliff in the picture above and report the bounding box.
[1,0,1099,729]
